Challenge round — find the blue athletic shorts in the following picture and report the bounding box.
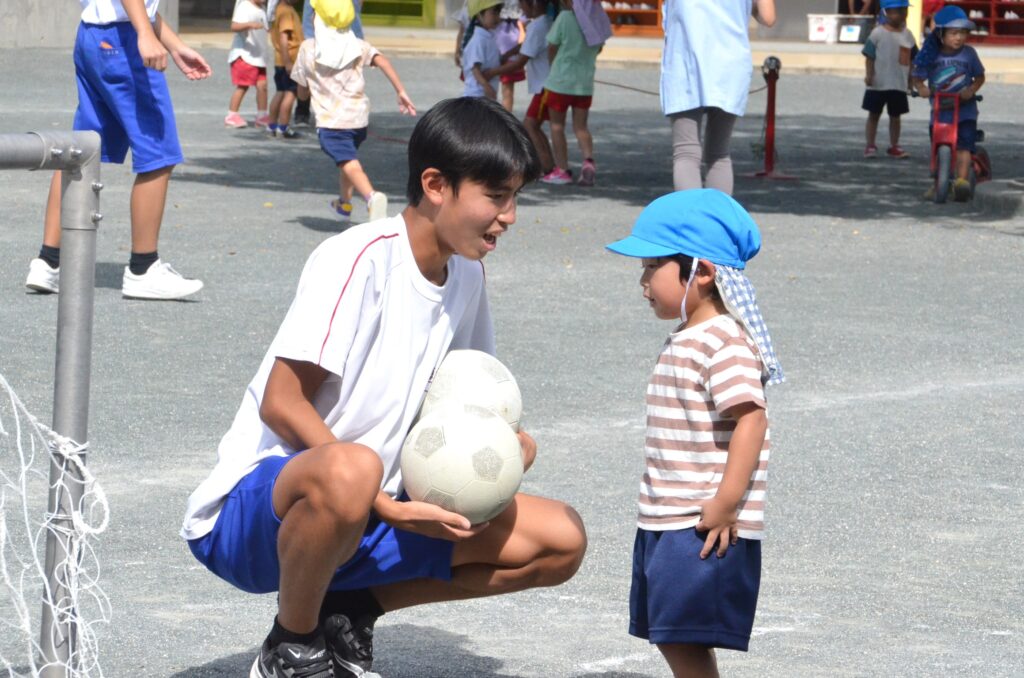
[930,118,978,153]
[188,452,455,594]
[319,127,368,165]
[629,528,761,651]
[274,66,298,93]
[72,22,183,173]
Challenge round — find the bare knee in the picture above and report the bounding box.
[539,504,587,586]
[306,443,382,525]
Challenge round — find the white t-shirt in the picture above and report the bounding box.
[181,215,495,541]
[80,0,160,24]
[228,0,270,67]
[520,15,552,95]
[461,27,500,98]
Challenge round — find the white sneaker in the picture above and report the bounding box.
[25,258,59,294]
[122,260,203,300]
[367,192,388,222]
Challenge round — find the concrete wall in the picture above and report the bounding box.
[756,0,835,41]
[0,0,178,48]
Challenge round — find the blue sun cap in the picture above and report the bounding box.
[605,189,761,269]
[880,0,910,9]
[933,5,975,29]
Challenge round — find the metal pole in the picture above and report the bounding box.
[4,131,103,678]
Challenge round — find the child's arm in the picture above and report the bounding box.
[371,53,417,115]
[455,23,466,66]
[864,56,875,87]
[696,403,767,559]
[472,63,497,100]
[961,73,985,101]
[753,0,776,27]
[278,28,295,72]
[231,19,265,32]
[260,358,337,450]
[911,76,930,98]
[149,10,212,80]
[486,53,528,79]
[547,43,559,65]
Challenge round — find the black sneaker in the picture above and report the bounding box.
[250,633,333,678]
[323,613,380,677]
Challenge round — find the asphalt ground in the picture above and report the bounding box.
[1,45,1023,677]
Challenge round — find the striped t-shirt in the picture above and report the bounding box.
[639,313,770,539]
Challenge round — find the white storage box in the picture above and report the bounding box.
[807,13,840,43]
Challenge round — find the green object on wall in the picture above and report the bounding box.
[361,0,436,26]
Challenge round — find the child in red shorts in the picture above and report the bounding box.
[539,0,603,186]
[226,0,270,128]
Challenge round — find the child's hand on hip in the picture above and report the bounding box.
[696,496,739,559]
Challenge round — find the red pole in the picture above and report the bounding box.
[763,70,778,176]
[751,56,797,181]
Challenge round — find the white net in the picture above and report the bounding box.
[0,374,109,677]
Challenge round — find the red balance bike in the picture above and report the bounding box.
[924,91,991,204]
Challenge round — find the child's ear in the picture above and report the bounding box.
[420,168,449,206]
[696,259,717,282]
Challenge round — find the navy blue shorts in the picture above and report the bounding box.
[930,118,978,152]
[629,528,761,651]
[274,66,298,93]
[319,127,368,165]
[188,452,455,594]
[862,89,910,117]
[73,22,183,173]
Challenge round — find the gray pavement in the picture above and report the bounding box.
[1,45,1023,677]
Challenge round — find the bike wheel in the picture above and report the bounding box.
[935,145,951,204]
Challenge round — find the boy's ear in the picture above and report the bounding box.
[696,259,717,286]
[420,168,449,207]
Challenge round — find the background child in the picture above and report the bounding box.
[181,97,586,678]
[461,0,504,99]
[606,189,783,678]
[539,0,602,186]
[911,5,985,201]
[495,8,527,111]
[861,0,916,159]
[268,0,304,138]
[291,16,416,222]
[491,0,555,174]
[226,0,270,128]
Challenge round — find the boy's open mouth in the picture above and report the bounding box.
[483,233,497,245]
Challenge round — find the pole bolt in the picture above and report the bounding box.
[92,212,103,223]
[49,148,64,158]
[91,181,104,192]
[69,147,82,159]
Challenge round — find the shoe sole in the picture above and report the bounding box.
[26,284,58,294]
[540,178,572,185]
[122,282,204,300]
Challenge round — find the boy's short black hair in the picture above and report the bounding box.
[406,97,542,206]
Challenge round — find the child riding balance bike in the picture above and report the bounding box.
[911,5,990,203]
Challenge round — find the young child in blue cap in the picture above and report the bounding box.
[862,0,916,159]
[606,189,783,677]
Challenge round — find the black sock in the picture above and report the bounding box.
[128,250,159,275]
[268,616,321,647]
[295,98,310,116]
[319,588,384,623]
[39,245,60,269]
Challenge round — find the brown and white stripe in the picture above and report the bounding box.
[638,314,771,539]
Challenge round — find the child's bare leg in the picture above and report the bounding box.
[229,85,249,112]
[571,106,593,160]
[548,108,569,171]
[43,171,62,248]
[340,160,373,201]
[889,114,902,148]
[269,91,283,124]
[370,493,586,611]
[501,81,514,112]
[524,116,554,174]
[956,149,971,180]
[273,442,384,633]
[129,166,173,254]
[865,111,881,147]
[278,91,296,127]
[256,79,269,114]
[658,644,719,678]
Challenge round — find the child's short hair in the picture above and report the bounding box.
[406,98,541,206]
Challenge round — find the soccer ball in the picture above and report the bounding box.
[400,402,523,525]
[421,349,522,431]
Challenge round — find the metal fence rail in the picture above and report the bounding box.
[0,131,101,678]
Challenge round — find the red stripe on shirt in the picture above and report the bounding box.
[318,233,400,366]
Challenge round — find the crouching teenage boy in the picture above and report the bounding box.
[181,97,588,678]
